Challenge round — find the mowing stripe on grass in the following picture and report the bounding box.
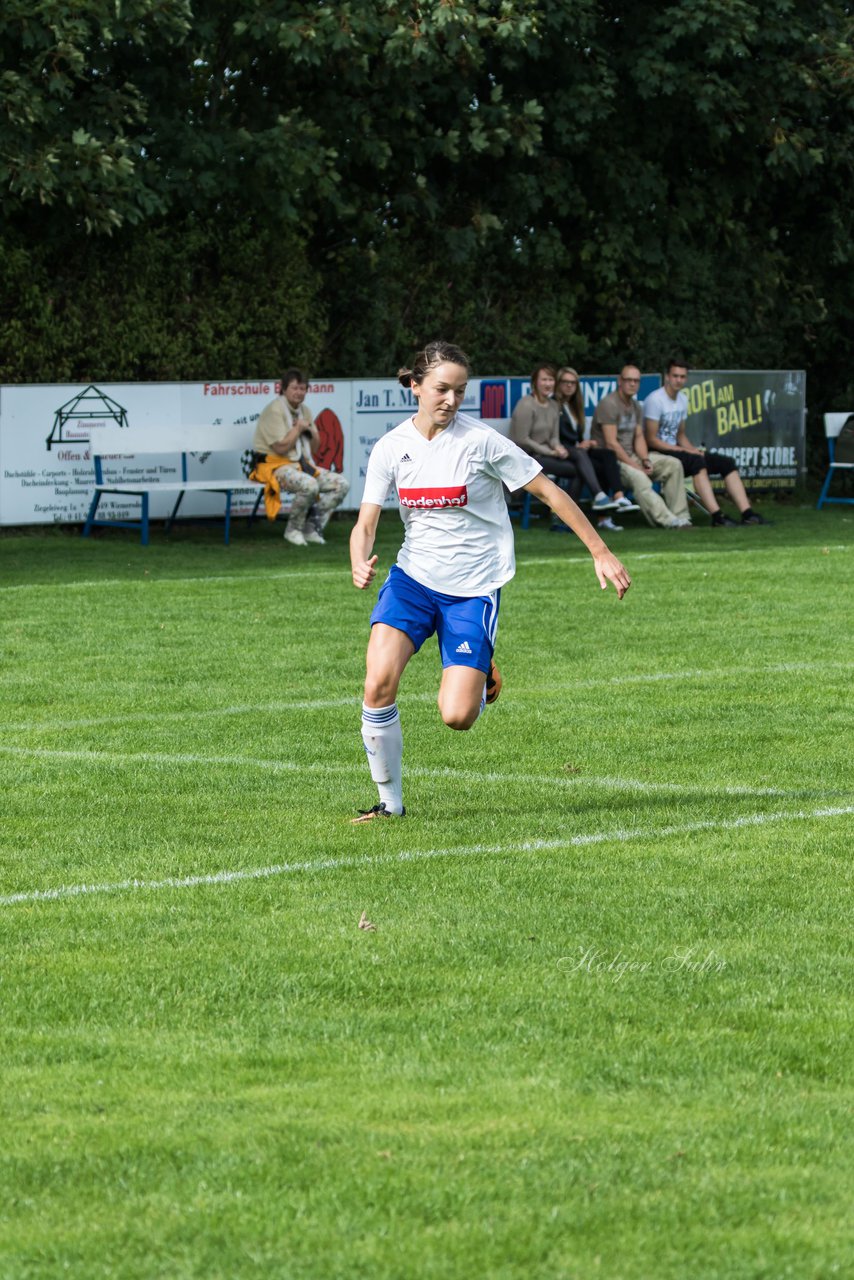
[1,544,849,596]
[0,556,703,594]
[0,743,846,800]
[0,567,349,595]
[1,805,851,907]
[0,660,850,734]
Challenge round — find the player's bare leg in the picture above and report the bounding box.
[438,664,491,731]
[363,623,414,708]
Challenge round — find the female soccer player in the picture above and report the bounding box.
[349,341,631,821]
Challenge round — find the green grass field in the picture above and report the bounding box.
[1,502,852,1279]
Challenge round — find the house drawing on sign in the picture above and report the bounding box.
[46,385,129,450]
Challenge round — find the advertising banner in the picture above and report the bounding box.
[0,379,350,524]
[479,374,661,436]
[0,370,805,525]
[0,382,180,525]
[350,380,483,508]
[179,379,350,516]
[683,370,806,489]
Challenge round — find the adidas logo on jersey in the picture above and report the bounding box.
[455,641,473,654]
[400,453,412,462]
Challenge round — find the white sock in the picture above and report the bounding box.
[361,703,404,814]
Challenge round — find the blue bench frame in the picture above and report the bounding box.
[82,424,264,545]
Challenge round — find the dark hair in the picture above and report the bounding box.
[530,363,557,399]
[280,367,308,392]
[665,357,689,375]
[555,365,585,427]
[397,341,470,388]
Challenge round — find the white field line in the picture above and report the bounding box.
[0,744,845,801]
[1,805,852,908]
[0,660,851,735]
[0,545,850,595]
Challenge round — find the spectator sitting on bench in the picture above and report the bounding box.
[643,359,769,526]
[591,365,691,529]
[509,363,584,497]
[251,368,349,546]
[555,365,638,522]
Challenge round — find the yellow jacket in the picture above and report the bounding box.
[249,454,316,521]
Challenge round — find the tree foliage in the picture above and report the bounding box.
[0,220,323,382]
[0,0,191,232]
[1,0,852,443]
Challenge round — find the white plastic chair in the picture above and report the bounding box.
[816,413,854,509]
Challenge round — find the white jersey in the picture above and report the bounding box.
[643,386,687,447]
[361,412,541,595]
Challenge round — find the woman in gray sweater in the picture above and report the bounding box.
[510,363,613,511]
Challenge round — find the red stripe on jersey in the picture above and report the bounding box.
[398,485,468,509]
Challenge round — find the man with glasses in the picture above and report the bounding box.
[590,365,691,528]
[555,366,638,527]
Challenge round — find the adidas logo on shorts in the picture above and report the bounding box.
[455,641,472,654]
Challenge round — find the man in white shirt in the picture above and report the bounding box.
[643,360,769,525]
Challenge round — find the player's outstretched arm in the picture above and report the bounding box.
[350,503,383,589]
[523,473,632,599]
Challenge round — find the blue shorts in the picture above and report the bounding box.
[370,565,500,671]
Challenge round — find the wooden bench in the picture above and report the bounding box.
[82,422,263,545]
